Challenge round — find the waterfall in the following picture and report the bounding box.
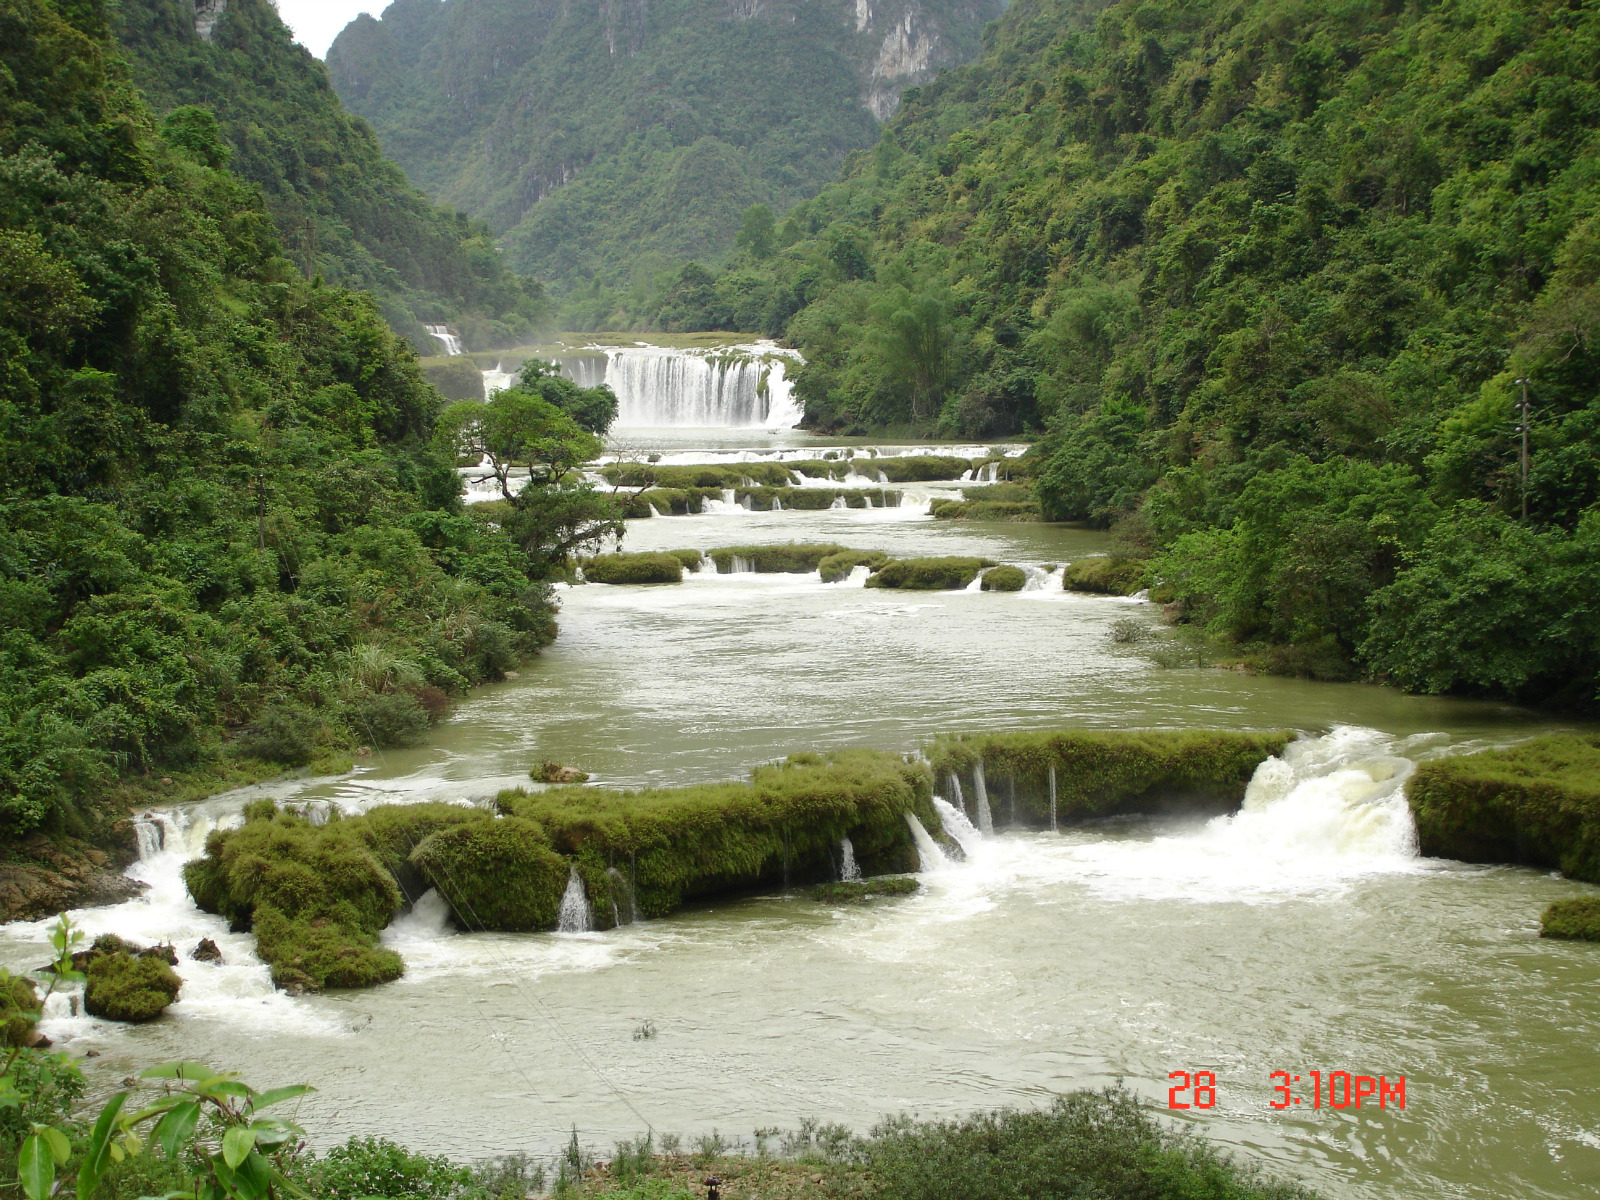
[771,496,784,511]
[556,866,593,933]
[839,836,861,882]
[647,502,663,518]
[133,815,163,860]
[607,867,638,925]
[829,495,846,509]
[904,812,948,870]
[561,344,803,429]
[948,773,966,821]
[424,324,463,356]
[972,761,994,834]
[933,798,983,858]
[1048,765,1058,832]
[730,555,755,573]
[481,362,518,397]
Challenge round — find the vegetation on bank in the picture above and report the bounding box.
[1407,736,1600,883]
[928,729,1296,825]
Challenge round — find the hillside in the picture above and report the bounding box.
[690,0,1600,706]
[326,0,1003,297]
[113,0,550,351]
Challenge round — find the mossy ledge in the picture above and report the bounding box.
[1540,897,1600,941]
[927,729,1296,825]
[1407,735,1600,882]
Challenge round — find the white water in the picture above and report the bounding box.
[933,797,984,859]
[556,343,803,429]
[481,362,518,397]
[556,867,594,933]
[424,325,463,356]
[839,836,861,882]
[972,760,994,833]
[904,812,948,870]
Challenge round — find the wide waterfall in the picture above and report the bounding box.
[548,342,803,429]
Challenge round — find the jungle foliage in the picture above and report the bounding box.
[114,0,550,350]
[657,0,1600,707]
[0,0,614,847]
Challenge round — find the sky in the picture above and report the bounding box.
[275,0,385,59]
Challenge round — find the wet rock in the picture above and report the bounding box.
[532,761,590,784]
[0,835,146,923]
[192,938,223,964]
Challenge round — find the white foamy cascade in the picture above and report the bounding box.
[560,343,803,429]
[933,797,983,859]
[556,866,594,933]
[424,325,463,356]
[904,812,948,871]
[839,836,862,882]
[972,761,994,834]
[481,362,518,397]
[1065,727,1422,902]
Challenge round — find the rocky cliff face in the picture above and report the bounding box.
[325,0,1003,286]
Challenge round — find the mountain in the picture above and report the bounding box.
[693,0,1600,705]
[113,0,550,351]
[325,0,1004,292]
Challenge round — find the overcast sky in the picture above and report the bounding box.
[276,0,385,59]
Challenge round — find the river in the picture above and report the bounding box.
[3,432,1597,1200]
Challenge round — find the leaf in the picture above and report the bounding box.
[154,1101,201,1159]
[221,1127,256,1170]
[78,1091,127,1200]
[197,1081,252,1102]
[42,1126,71,1165]
[141,1063,220,1082]
[19,1134,55,1200]
[248,1085,313,1111]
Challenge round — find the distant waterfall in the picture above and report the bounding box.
[482,362,518,397]
[904,812,947,870]
[972,761,994,834]
[556,866,593,933]
[839,836,861,882]
[424,325,463,356]
[555,343,803,429]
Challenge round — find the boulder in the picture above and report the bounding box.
[532,761,590,784]
[192,938,223,963]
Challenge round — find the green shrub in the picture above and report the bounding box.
[981,566,1027,592]
[582,552,685,584]
[97,1151,194,1200]
[348,691,432,749]
[1407,736,1600,881]
[930,500,1042,521]
[709,544,851,573]
[0,975,39,1047]
[84,952,181,1022]
[927,729,1295,825]
[307,1136,473,1200]
[667,548,708,570]
[252,906,404,992]
[1061,558,1147,595]
[410,818,570,931]
[866,557,995,590]
[1541,897,1600,941]
[818,550,891,582]
[242,703,319,766]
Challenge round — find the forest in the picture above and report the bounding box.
[622,0,1600,708]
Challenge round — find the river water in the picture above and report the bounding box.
[4,435,1598,1200]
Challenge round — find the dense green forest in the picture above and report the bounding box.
[113,0,549,350]
[326,0,1003,304]
[651,0,1600,708]
[0,0,617,861]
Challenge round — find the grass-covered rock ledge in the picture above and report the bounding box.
[928,729,1296,826]
[1407,735,1600,882]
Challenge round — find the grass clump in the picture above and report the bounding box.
[930,499,1042,521]
[1407,735,1600,881]
[83,949,181,1022]
[928,728,1295,825]
[1541,897,1600,941]
[810,877,919,902]
[981,566,1027,592]
[709,544,850,573]
[582,552,685,584]
[866,557,995,590]
[818,550,890,582]
[1061,558,1147,595]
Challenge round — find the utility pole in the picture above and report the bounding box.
[1514,375,1531,521]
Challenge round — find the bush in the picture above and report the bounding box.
[818,550,890,582]
[84,952,181,1022]
[308,1136,472,1200]
[242,703,319,766]
[866,558,995,590]
[252,907,404,992]
[709,544,850,573]
[0,975,40,1047]
[1061,558,1146,595]
[981,566,1027,591]
[1541,897,1600,941]
[666,549,707,570]
[348,691,432,749]
[1407,736,1600,881]
[582,552,685,584]
[410,818,570,931]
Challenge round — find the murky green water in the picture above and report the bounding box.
[3,437,1597,1200]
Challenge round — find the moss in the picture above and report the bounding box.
[532,761,591,783]
[1541,897,1600,940]
[409,818,570,932]
[582,552,685,584]
[1407,736,1600,881]
[619,487,720,517]
[858,455,973,482]
[708,543,851,573]
[0,975,39,1047]
[600,462,795,489]
[866,557,996,590]
[818,550,890,582]
[930,500,1042,521]
[981,565,1027,592]
[810,877,920,902]
[1061,558,1147,596]
[83,951,180,1022]
[735,486,900,510]
[926,728,1297,825]
[252,905,404,992]
[666,548,707,570]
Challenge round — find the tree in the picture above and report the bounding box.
[513,359,618,434]
[437,392,602,501]
[736,204,776,259]
[867,287,957,421]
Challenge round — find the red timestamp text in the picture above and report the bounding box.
[1167,1071,1406,1110]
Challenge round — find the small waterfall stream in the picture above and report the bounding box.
[972,761,994,834]
[556,867,594,933]
[904,812,948,870]
[933,798,983,858]
[424,325,463,356]
[839,836,861,882]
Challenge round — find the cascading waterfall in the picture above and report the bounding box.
[133,815,164,859]
[481,362,518,397]
[730,555,755,573]
[424,325,463,356]
[1048,765,1058,832]
[948,773,966,821]
[829,495,846,509]
[562,344,803,429]
[904,812,948,870]
[972,761,994,834]
[933,798,983,858]
[607,868,639,925]
[556,866,593,933]
[839,837,861,882]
